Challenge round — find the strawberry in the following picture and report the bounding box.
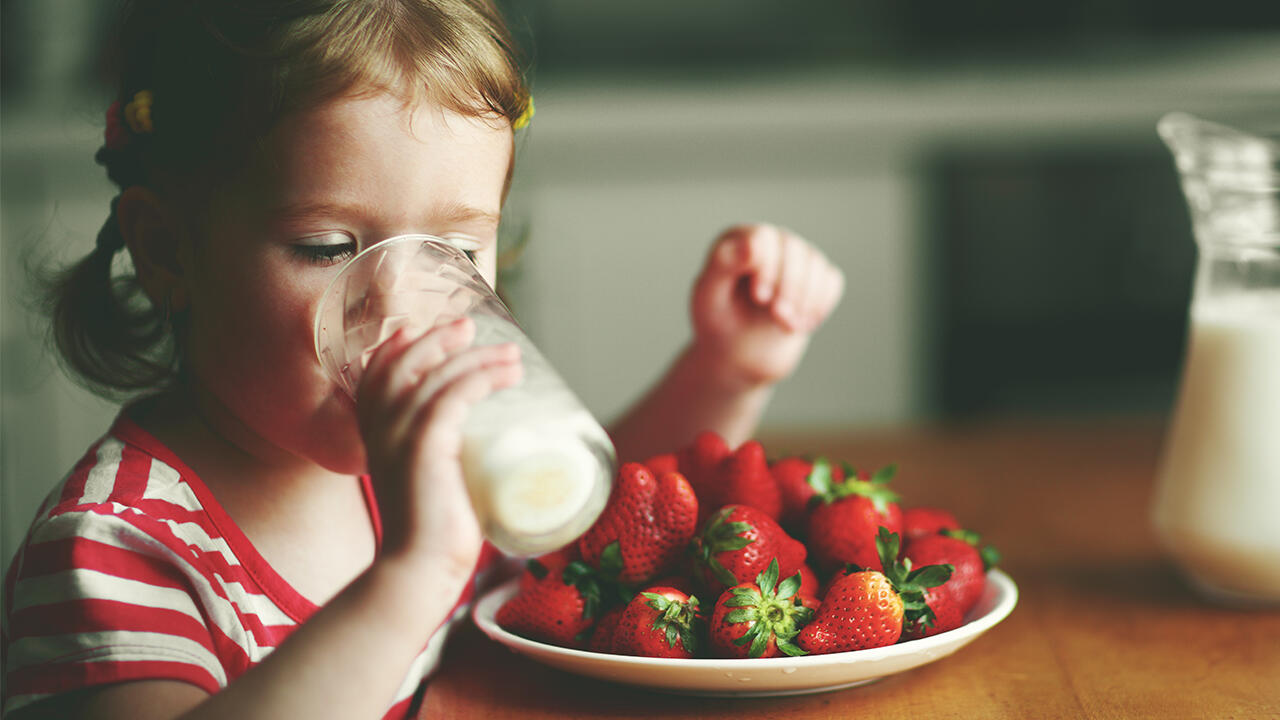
[519,545,580,592]
[902,529,1001,637]
[613,586,703,658]
[796,528,952,654]
[649,574,700,597]
[908,584,966,639]
[796,592,822,613]
[805,463,904,573]
[671,430,731,503]
[690,504,807,597]
[796,563,820,600]
[643,452,680,475]
[709,559,815,658]
[496,559,615,648]
[586,604,627,653]
[699,440,783,522]
[902,506,961,540]
[771,456,844,533]
[578,463,699,585]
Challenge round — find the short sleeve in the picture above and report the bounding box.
[3,506,225,716]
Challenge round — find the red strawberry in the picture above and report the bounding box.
[519,545,580,592]
[806,464,904,574]
[709,559,815,658]
[649,574,700,597]
[578,463,699,585]
[771,456,845,532]
[613,586,703,658]
[691,504,806,597]
[796,592,822,613]
[906,585,967,640]
[902,506,961,540]
[643,452,680,475]
[797,528,952,654]
[796,563,820,600]
[700,441,782,522]
[674,430,731,502]
[497,560,609,648]
[902,529,1001,637]
[587,604,627,653]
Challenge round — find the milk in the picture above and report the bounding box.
[458,315,612,555]
[315,236,616,557]
[1153,293,1280,603]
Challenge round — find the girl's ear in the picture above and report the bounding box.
[117,186,190,312]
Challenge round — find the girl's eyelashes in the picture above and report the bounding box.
[438,233,484,264]
[288,232,485,266]
[291,232,357,266]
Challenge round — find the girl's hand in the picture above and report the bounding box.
[690,224,844,389]
[354,318,522,585]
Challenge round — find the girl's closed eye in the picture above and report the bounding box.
[438,233,484,264]
[292,232,357,266]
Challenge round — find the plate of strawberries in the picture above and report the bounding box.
[473,431,1018,696]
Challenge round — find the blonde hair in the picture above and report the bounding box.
[48,0,530,399]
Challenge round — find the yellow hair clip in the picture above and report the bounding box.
[513,96,534,131]
[124,90,154,134]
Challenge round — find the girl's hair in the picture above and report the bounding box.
[49,0,530,399]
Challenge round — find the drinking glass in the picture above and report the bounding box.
[314,234,615,556]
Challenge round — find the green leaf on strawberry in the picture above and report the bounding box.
[693,507,756,588]
[823,463,901,515]
[641,591,702,654]
[562,545,632,620]
[712,559,815,658]
[874,526,953,630]
[941,527,1003,571]
[805,457,836,497]
[525,558,549,580]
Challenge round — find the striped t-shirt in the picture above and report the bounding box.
[2,413,496,718]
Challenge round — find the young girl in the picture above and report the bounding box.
[2,1,843,718]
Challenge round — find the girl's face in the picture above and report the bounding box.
[181,92,513,474]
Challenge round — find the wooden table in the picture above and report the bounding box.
[422,418,1280,718]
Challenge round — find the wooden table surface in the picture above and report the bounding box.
[421,417,1280,719]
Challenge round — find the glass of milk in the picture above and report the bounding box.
[314,234,615,556]
[1153,113,1280,605]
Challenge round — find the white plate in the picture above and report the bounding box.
[472,568,1018,697]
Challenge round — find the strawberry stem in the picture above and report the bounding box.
[821,463,901,514]
[721,559,814,658]
[873,527,953,629]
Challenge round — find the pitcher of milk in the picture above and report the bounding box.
[1152,112,1280,605]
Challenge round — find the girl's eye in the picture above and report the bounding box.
[292,233,357,266]
[439,234,483,265]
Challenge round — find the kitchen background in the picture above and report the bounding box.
[4,1,1280,570]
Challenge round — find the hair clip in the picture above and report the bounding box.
[124,90,154,134]
[513,96,534,131]
[104,90,154,152]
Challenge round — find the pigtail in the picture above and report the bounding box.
[46,200,175,399]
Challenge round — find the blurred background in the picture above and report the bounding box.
[4,1,1280,566]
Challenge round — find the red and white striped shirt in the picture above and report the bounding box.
[2,413,495,718]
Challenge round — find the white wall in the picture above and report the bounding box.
[511,172,922,428]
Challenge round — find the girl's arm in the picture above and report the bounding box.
[15,556,461,720]
[608,224,843,462]
[16,320,521,720]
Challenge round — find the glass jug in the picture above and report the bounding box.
[1153,112,1280,605]
[314,235,616,556]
